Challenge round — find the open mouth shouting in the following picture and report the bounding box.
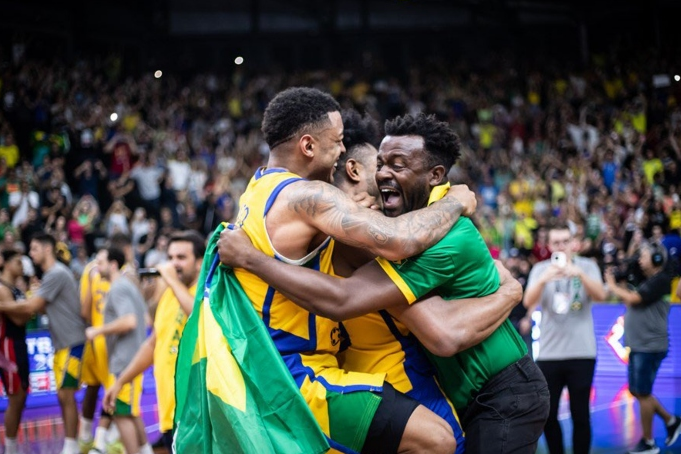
[380,185,402,215]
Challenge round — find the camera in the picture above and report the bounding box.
[611,253,644,287]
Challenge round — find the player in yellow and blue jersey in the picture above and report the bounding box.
[219,112,547,454]
[222,87,479,454]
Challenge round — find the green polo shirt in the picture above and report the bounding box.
[376,216,527,410]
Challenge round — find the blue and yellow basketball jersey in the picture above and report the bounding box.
[233,167,385,397]
[340,313,466,453]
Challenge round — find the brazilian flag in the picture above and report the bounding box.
[174,223,330,454]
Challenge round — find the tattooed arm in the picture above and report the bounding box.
[287,180,475,261]
[219,228,407,319]
[218,230,520,327]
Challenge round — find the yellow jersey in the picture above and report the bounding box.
[80,261,110,328]
[233,168,384,393]
[154,284,196,433]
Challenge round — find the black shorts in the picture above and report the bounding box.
[361,382,420,454]
[0,336,30,395]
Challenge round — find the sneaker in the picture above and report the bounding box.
[667,415,681,446]
[628,438,660,454]
[87,449,105,454]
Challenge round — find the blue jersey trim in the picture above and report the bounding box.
[254,167,289,180]
[281,353,383,394]
[264,177,304,216]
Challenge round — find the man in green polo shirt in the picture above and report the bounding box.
[218,113,549,454]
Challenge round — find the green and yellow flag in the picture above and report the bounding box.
[174,223,330,454]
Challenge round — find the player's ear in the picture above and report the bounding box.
[346,159,361,183]
[299,134,315,158]
[429,165,447,186]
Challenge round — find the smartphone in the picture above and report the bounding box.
[551,252,567,268]
[138,268,161,277]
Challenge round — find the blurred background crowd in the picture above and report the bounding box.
[1,0,681,294]
[1,53,680,286]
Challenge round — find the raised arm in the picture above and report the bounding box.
[218,228,407,321]
[388,262,522,357]
[287,180,475,261]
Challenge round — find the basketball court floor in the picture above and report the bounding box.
[0,373,679,453]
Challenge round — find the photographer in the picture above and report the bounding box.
[524,223,607,454]
[605,242,681,453]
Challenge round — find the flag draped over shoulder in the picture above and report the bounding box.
[174,223,330,454]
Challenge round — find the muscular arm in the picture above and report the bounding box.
[388,263,523,357]
[223,231,407,320]
[0,295,46,316]
[288,181,470,261]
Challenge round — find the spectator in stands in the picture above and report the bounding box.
[130,153,163,219]
[0,133,20,169]
[104,200,131,237]
[9,181,39,228]
[143,234,168,268]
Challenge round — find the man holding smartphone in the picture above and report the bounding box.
[523,223,607,454]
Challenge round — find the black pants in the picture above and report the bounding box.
[537,358,596,454]
[461,354,550,454]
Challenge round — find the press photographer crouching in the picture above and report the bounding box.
[605,241,681,454]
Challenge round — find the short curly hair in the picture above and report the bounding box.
[336,109,380,169]
[384,113,461,172]
[262,87,341,149]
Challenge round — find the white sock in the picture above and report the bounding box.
[646,438,655,445]
[5,437,18,454]
[668,416,678,426]
[63,437,79,454]
[105,421,120,444]
[140,442,154,454]
[79,417,94,441]
[93,427,108,451]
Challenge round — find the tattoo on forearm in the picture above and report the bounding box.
[289,181,463,253]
